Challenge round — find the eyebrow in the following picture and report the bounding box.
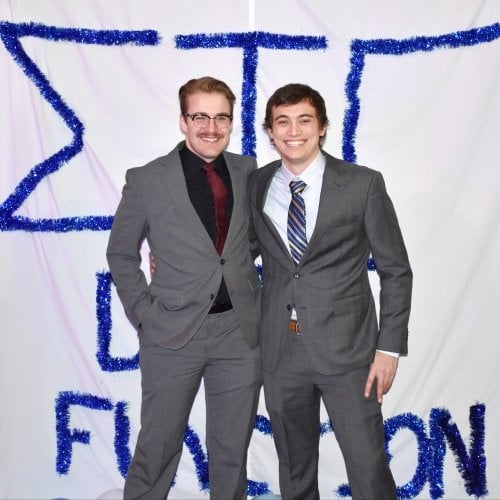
[274,113,315,120]
[189,112,231,116]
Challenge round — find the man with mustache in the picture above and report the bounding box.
[107,76,262,499]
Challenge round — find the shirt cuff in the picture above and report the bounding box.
[377,349,400,358]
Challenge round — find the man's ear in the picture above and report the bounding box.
[266,127,274,144]
[179,114,188,135]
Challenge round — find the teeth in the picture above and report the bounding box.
[286,141,304,146]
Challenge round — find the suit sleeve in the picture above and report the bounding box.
[364,171,412,355]
[106,169,152,329]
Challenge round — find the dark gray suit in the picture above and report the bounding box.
[107,142,262,499]
[248,152,412,499]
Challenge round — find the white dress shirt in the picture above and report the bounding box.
[264,152,325,246]
[263,152,398,358]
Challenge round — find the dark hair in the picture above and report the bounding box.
[179,76,236,115]
[264,83,329,145]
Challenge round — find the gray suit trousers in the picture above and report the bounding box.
[264,332,396,500]
[124,309,262,499]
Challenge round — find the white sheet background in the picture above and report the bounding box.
[1,1,499,499]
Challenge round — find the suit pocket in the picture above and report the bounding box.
[316,294,377,353]
[148,283,184,310]
[331,293,369,316]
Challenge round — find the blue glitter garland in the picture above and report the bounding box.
[95,271,139,372]
[181,420,271,495]
[54,388,487,497]
[252,407,486,498]
[183,425,210,492]
[254,413,272,436]
[0,22,160,232]
[3,21,499,235]
[55,389,274,492]
[343,23,500,163]
[385,413,431,499]
[429,404,487,498]
[175,32,327,157]
[55,391,114,474]
[114,401,132,478]
[319,418,333,436]
[248,415,272,495]
[321,405,486,499]
[247,479,271,497]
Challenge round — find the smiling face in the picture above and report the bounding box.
[180,91,233,163]
[267,99,326,175]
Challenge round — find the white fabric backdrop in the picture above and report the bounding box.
[1,1,499,498]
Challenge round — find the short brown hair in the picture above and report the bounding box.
[179,76,236,115]
[264,83,329,145]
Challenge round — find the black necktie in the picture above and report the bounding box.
[203,163,229,254]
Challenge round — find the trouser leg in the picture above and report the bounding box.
[263,335,321,500]
[124,335,204,500]
[203,309,262,500]
[319,365,397,500]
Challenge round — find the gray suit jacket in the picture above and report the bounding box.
[107,142,262,349]
[248,152,412,375]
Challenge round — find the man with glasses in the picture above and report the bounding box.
[107,76,262,499]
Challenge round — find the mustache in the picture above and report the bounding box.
[197,131,223,139]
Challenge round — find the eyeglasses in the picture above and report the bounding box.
[184,112,233,129]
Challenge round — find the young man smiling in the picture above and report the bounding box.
[248,83,412,499]
[107,76,262,499]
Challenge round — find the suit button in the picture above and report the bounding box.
[293,273,300,279]
[220,259,225,265]
[210,294,215,300]
[286,305,292,311]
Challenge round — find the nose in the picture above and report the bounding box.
[288,121,301,136]
[205,118,218,132]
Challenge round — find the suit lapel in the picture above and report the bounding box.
[256,161,297,266]
[160,143,217,253]
[255,161,279,214]
[223,153,245,252]
[305,154,347,253]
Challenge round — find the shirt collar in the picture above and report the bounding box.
[279,151,326,189]
[180,143,224,172]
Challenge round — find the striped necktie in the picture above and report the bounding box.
[287,180,307,265]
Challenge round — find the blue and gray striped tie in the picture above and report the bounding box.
[287,180,307,265]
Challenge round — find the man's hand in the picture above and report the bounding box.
[364,351,399,404]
